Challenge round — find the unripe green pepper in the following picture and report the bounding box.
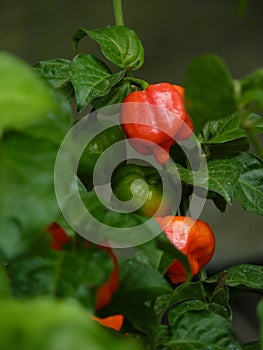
[111,163,173,217]
[78,124,125,190]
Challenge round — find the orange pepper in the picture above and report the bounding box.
[91,314,124,331]
[155,216,215,283]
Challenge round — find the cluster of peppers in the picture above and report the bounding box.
[73,82,216,331]
[48,215,215,331]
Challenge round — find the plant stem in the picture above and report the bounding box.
[113,0,124,26]
[124,77,149,90]
[199,268,207,282]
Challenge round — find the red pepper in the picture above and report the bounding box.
[121,82,193,164]
[94,246,119,311]
[173,85,194,140]
[47,222,72,251]
[155,216,215,283]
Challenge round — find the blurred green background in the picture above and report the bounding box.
[1,0,263,342]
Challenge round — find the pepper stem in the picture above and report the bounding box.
[124,77,149,90]
[198,268,207,282]
[113,0,124,26]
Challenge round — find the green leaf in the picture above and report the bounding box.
[207,264,263,292]
[156,234,191,280]
[57,185,153,248]
[184,54,237,133]
[134,236,191,278]
[6,241,113,309]
[154,281,206,323]
[125,304,159,343]
[191,152,263,215]
[162,283,206,318]
[258,299,263,346]
[170,281,206,305]
[203,138,249,159]
[0,52,59,132]
[69,54,125,110]
[209,272,232,321]
[133,239,163,271]
[91,80,133,109]
[0,134,62,259]
[207,192,227,212]
[170,158,241,205]
[34,58,74,100]
[103,259,171,315]
[204,113,263,144]
[239,68,263,110]
[154,294,172,323]
[197,158,240,204]
[233,152,263,215]
[0,298,142,350]
[168,300,208,325]
[156,325,170,349]
[21,91,73,145]
[242,341,262,350]
[73,25,144,70]
[118,259,171,302]
[167,308,241,349]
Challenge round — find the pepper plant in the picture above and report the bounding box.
[1,1,263,349]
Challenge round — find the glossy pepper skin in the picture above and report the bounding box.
[111,163,173,217]
[173,85,194,140]
[120,83,193,164]
[155,216,215,283]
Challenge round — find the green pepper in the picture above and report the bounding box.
[78,123,125,190]
[111,163,173,217]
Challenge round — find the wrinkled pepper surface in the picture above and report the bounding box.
[120,82,193,164]
[155,216,215,283]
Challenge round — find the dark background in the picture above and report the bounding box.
[1,0,263,343]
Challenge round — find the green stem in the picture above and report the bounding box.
[113,0,124,26]
[124,77,149,90]
[199,268,207,282]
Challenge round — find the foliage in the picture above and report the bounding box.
[1,2,263,349]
